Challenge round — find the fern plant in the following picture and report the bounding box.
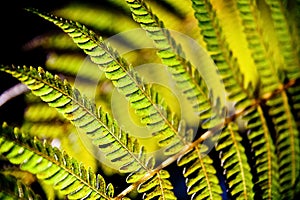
[0,0,299,199]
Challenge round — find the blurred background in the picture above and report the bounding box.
[0,1,71,124]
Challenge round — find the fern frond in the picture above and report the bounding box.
[137,170,176,200]
[216,122,254,199]
[0,174,42,200]
[266,93,300,199]
[0,65,149,176]
[27,8,187,155]
[264,0,300,80]
[125,0,214,125]
[0,123,112,199]
[288,82,300,137]
[236,0,279,95]
[244,106,280,199]
[191,0,252,110]
[177,145,223,199]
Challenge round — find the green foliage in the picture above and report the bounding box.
[0,0,299,199]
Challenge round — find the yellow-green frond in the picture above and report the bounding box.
[26,8,187,156]
[0,123,112,199]
[125,0,214,126]
[244,106,280,199]
[216,122,254,199]
[0,65,149,176]
[178,146,223,199]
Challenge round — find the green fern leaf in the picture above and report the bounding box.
[216,122,254,199]
[236,0,279,95]
[0,123,112,200]
[137,170,176,200]
[0,174,42,200]
[125,0,214,125]
[0,65,150,177]
[264,0,300,80]
[266,93,300,199]
[244,106,280,199]
[27,8,188,155]
[191,0,252,110]
[177,145,223,199]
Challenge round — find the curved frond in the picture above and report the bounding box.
[125,0,214,125]
[236,0,279,95]
[266,93,300,199]
[0,65,149,176]
[216,122,254,199]
[177,145,223,199]
[26,8,187,155]
[244,106,280,199]
[137,170,176,200]
[191,0,252,110]
[264,0,300,80]
[0,174,42,200]
[0,123,112,200]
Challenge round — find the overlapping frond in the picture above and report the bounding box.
[137,170,176,200]
[216,122,254,199]
[236,0,279,94]
[125,0,214,126]
[177,145,223,199]
[0,174,42,200]
[0,123,112,200]
[244,106,280,199]
[0,0,299,199]
[191,0,252,109]
[264,0,300,80]
[266,93,300,199]
[27,8,187,156]
[0,65,149,176]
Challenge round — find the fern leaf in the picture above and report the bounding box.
[288,82,300,141]
[177,145,223,199]
[266,93,300,199]
[216,122,254,199]
[236,0,279,95]
[125,0,214,125]
[0,123,112,199]
[264,0,300,80]
[191,0,252,110]
[0,174,42,200]
[244,106,280,199]
[235,2,300,198]
[27,8,187,155]
[0,65,149,176]
[138,170,176,200]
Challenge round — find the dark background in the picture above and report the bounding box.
[0,1,93,125]
[0,1,68,125]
